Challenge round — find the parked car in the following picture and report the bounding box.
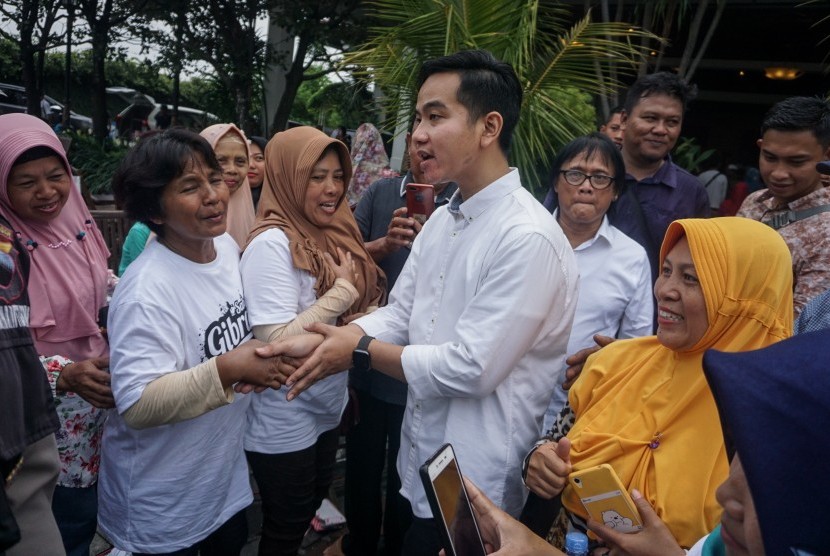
[0,82,93,131]
[105,86,218,137]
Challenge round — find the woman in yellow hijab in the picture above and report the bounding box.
[524,217,793,549]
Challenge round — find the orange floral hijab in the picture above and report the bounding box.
[562,217,793,547]
[246,126,385,316]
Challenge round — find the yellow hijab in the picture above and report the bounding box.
[200,123,256,247]
[562,217,793,547]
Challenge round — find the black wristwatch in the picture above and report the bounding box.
[352,335,374,371]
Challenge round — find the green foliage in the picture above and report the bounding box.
[0,37,21,82]
[178,75,231,121]
[104,54,174,101]
[344,0,659,194]
[290,70,376,129]
[65,131,129,194]
[289,73,332,126]
[672,136,714,174]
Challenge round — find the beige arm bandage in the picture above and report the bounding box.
[122,357,233,429]
[252,278,359,342]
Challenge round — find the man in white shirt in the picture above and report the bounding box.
[39,95,51,121]
[263,50,578,555]
[541,133,653,430]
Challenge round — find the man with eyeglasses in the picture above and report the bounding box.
[539,133,652,427]
[608,72,709,283]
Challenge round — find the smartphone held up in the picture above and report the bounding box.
[419,444,486,556]
[406,183,435,224]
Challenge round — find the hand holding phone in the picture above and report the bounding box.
[384,206,419,252]
[568,464,643,533]
[419,444,486,556]
[406,183,435,224]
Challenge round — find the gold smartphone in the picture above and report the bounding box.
[419,444,486,556]
[568,464,643,533]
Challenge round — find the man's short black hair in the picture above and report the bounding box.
[112,128,221,237]
[760,96,830,149]
[416,49,523,155]
[623,72,697,115]
[550,132,626,196]
[599,106,624,129]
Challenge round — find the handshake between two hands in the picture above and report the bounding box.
[230,322,361,399]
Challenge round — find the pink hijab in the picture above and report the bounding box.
[200,123,256,247]
[0,113,109,361]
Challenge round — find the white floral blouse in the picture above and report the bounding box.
[43,354,106,488]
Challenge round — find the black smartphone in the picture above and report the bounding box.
[419,443,486,556]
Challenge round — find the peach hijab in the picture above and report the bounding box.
[246,126,385,316]
[562,217,793,547]
[199,123,255,247]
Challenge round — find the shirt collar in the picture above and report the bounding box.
[758,184,830,211]
[626,155,678,188]
[552,210,612,251]
[398,171,458,205]
[398,173,411,197]
[448,168,522,222]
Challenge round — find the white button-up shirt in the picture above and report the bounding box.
[355,169,578,518]
[544,213,654,426]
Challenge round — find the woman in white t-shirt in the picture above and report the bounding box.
[241,126,386,556]
[99,129,285,556]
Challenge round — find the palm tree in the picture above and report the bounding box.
[343,0,659,194]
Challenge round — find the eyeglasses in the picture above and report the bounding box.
[559,169,615,190]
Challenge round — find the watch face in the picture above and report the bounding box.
[353,349,371,371]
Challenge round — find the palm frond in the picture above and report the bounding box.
[342,0,660,193]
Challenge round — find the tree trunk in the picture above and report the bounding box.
[19,0,42,118]
[653,0,678,73]
[677,0,710,77]
[686,0,726,81]
[637,1,655,76]
[271,68,302,132]
[172,6,186,124]
[90,27,109,142]
[593,0,610,119]
[22,45,42,118]
[270,31,311,133]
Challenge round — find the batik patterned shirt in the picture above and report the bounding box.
[737,186,830,317]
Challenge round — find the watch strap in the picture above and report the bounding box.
[356,335,374,351]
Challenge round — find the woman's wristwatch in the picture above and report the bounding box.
[521,438,551,486]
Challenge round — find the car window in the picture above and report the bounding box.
[0,86,26,106]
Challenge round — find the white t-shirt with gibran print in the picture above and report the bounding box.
[99,234,252,553]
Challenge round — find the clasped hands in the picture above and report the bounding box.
[234,322,360,398]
